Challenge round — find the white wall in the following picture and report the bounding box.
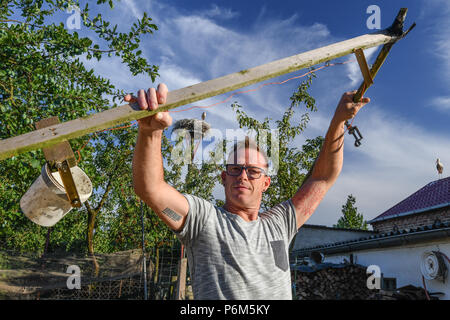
[324,240,450,299]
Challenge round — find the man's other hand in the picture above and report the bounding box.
[124,83,172,133]
[333,91,370,123]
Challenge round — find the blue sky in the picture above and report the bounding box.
[56,0,450,227]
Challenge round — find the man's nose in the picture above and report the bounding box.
[237,167,249,180]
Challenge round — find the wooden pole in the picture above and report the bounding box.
[352,8,415,103]
[175,257,187,300]
[0,12,411,161]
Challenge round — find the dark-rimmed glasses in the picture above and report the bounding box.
[225,164,267,179]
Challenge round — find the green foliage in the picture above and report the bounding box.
[334,194,368,230]
[230,73,323,210]
[0,0,159,254]
[87,129,220,253]
[0,2,326,258]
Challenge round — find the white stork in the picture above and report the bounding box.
[436,158,444,178]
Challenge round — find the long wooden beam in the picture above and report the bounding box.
[0,27,405,160]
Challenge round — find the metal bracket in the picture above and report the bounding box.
[346,8,415,148]
[352,8,415,104]
[35,117,81,207]
[345,121,363,147]
[344,48,371,147]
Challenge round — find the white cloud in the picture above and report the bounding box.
[122,0,141,19]
[345,46,379,87]
[356,107,450,173]
[77,54,143,96]
[134,5,339,134]
[307,106,450,227]
[155,8,333,78]
[77,2,450,231]
[158,58,202,90]
[429,96,450,112]
[420,0,450,82]
[201,4,239,20]
[434,3,450,81]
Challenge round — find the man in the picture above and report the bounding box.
[125,84,370,299]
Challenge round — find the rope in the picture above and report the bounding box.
[440,252,450,264]
[74,58,354,163]
[421,275,431,300]
[170,60,352,114]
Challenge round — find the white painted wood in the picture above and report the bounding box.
[0,31,399,160]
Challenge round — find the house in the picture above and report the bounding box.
[368,176,450,232]
[289,224,376,262]
[290,176,450,300]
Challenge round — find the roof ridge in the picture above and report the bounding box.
[371,176,450,222]
[293,222,450,253]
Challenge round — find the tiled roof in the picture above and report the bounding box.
[291,221,450,256]
[369,176,450,224]
[302,224,375,233]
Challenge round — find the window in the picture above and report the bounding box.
[381,276,397,290]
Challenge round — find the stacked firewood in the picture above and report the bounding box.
[292,264,436,300]
[292,264,381,300]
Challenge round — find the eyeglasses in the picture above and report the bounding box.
[225,164,267,179]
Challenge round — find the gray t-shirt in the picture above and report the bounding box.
[174,194,298,300]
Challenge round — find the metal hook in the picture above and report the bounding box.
[345,121,363,147]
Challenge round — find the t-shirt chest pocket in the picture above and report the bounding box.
[270,240,289,272]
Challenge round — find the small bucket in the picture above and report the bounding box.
[20,163,92,227]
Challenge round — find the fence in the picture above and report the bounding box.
[0,239,192,300]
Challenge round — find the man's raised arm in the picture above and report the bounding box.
[291,91,370,229]
[126,84,189,231]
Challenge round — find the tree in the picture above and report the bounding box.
[0,2,327,270]
[229,72,323,210]
[0,0,223,264]
[334,194,368,230]
[0,0,159,254]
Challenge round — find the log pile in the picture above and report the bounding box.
[292,264,380,300]
[291,264,438,300]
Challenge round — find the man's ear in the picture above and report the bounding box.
[263,176,271,192]
[221,171,226,185]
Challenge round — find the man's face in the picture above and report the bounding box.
[221,147,271,210]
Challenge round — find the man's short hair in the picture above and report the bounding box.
[226,136,269,169]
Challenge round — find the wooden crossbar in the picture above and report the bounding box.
[0,23,407,160]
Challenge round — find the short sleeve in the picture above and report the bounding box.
[260,199,298,243]
[173,194,214,246]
